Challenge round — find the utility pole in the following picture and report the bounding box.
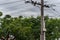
[25,0,48,40]
[40,0,46,40]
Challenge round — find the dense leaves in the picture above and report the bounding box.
[0,12,2,16]
[0,14,60,40]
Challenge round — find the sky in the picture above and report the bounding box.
[0,0,60,17]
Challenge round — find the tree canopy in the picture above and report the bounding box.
[0,14,60,40]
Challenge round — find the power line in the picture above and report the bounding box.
[0,0,23,5]
[43,0,60,17]
[7,3,23,8]
[34,4,60,17]
[25,0,47,40]
[4,5,31,13]
[50,7,60,17]
[1,0,60,18]
[44,0,60,17]
[4,4,60,17]
[45,7,60,17]
[4,4,32,12]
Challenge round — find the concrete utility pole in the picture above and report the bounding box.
[25,0,48,40]
[40,0,46,40]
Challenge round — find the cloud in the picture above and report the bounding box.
[0,0,60,17]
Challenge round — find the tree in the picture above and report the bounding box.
[0,15,60,40]
[4,15,11,19]
[0,12,3,16]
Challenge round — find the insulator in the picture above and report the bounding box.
[37,2,41,5]
[44,5,50,8]
[25,1,30,3]
[31,1,34,4]
[34,1,37,6]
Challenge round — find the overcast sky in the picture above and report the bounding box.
[0,0,60,17]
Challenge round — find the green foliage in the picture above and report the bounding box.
[0,15,60,40]
[0,12,3,16]
[4,15,11,18]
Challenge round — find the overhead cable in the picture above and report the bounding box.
[0,0,23,5]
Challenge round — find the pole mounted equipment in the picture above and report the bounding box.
[25,0,46,40]
[25,0,56,40]
[25,0,50,8]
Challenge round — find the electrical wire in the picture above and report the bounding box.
[44,0,60,17]
[44,7,60,17]
[0,0,24,5]
[3,4,32,12]
[0,0,60,18]
[7,3,24,8]
[35,4,58,17]
[0,1,26,11]
[13,5,56,17]
[5,5,32,14]
[43,9,56,17]
[7,5,60,17]
[1,0,34,12]
[44,9,60,17]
